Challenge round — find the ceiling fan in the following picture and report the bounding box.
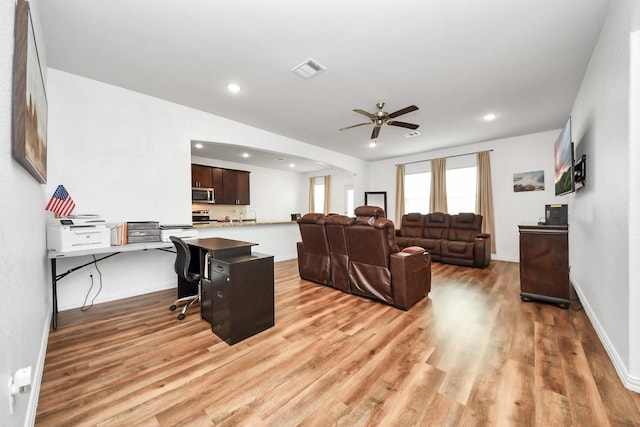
[339,102,419,140]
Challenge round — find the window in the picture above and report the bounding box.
[446,166,476,214]
[402,155,477,214]
[314,178,324,213]
[404,172,430,213]
[345,186,354,216]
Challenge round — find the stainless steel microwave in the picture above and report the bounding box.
[192,187,214,203]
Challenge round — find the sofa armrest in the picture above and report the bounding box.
[401,246,427,256]
[473,235,491,268]
[390,250,431,310]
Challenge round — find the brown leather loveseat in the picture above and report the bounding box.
[395,212,491,268]
[296,206,432,310]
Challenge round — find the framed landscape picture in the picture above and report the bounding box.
[12,0,47,183]
[513,170,544,192]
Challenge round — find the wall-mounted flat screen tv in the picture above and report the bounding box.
[554,117,574,196]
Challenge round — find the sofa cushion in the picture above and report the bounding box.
[430,212,446,223]
[399,212,424,238]
[417,238,441,254]
[423,213,450,239]
[447,241,470,254]
[441,240,474,259]
[456,212,476,223]
[448,213,482,242]
[354,205,385,219]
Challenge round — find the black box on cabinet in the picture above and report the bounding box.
[544,204,568,226]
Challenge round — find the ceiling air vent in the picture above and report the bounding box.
[291,58,326,79]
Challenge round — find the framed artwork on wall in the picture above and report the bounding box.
[513,170,544,192]
[12,0,48,183]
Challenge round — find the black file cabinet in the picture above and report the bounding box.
[201,252,274,345]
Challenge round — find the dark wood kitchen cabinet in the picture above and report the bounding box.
[191,164,213,188]
[219,169,250,205]
[518,224,570,308]
[191,165,250,205]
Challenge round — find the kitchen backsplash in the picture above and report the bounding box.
[191,203,254,221]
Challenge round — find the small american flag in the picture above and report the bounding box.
[45,185,76,216]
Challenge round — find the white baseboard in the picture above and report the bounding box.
[26,310,51,427]
[490,254,519,263]
[572,279,640,392]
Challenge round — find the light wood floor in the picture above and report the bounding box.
[37,259,640,426]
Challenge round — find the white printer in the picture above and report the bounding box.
[46,214,111,252]
[160,225,198,243]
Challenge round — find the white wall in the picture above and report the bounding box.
[367,130,567,262]
[0,0,50,425]
[569,0,640,391]
[45,69,369,311]
[630,28,640,386]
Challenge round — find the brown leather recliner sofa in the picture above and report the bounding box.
[395,212,491,268]
[296,206,431,310]
[296,213,331,285]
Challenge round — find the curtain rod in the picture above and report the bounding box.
[396,149,493,166]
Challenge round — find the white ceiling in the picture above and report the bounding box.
[38,0,612,172]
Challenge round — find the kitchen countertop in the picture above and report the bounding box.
[193,220,297,228]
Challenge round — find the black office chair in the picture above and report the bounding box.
[169,236,201,320]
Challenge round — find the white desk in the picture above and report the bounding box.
[47,242,174,329]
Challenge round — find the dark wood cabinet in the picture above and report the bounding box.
[191,164,250,205]
[220,169,250,205]
[518,225,570,308]
[202,253,274,345]
[191,164,213,188]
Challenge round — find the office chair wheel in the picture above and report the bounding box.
[178,313,186,320]
[170,304,177,311]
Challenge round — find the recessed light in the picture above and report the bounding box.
[483,113,496,121]
[289,163,295,168]
[404,131,420,138]
[194,143,203,149]
[227,83,242,93]
[369,141,377,148]
[242,152,249,158]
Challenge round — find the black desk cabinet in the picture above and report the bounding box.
[518,225,570,308]
[201,252,274,344]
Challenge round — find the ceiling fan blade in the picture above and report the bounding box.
[339,122,371,131]
[371,125,382,139]
[387,121,420,130]
[388,105,419,119]
[354,109,376,119]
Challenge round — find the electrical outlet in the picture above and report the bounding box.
[8,366,31,415]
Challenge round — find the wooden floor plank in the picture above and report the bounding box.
[36,259,640,426]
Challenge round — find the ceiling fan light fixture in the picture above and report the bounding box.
[291,58,326,79]
[404,131,421,138]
